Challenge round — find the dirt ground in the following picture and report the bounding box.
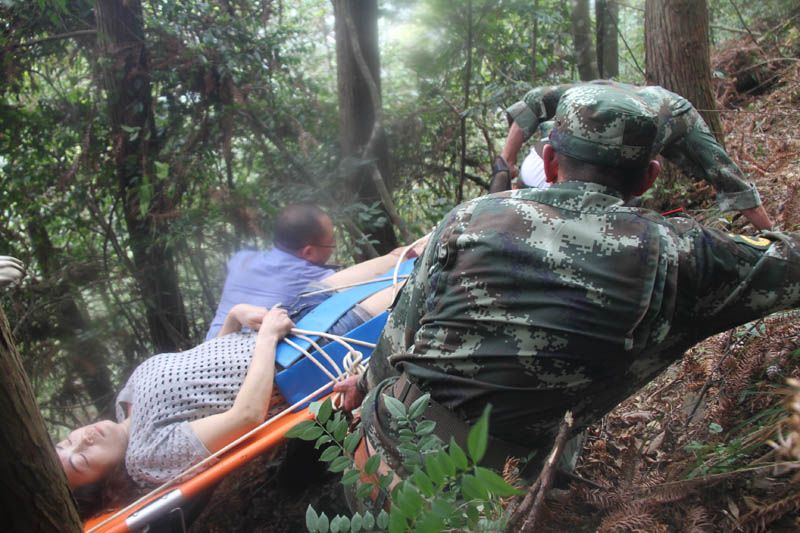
[190,58,800,533]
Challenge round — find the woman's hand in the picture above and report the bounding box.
[257,306,294,341]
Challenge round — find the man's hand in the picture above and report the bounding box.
[333,375,366,413]
[741,205,774,231]
[489,156,514,193]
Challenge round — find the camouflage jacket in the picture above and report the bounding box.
[362,182,800,454]
[506,81,761,211]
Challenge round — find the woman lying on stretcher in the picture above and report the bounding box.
[55,241,425,518]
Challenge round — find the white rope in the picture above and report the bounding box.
[291,328,376,349]
[289,335,344,378]
[299,275,409,297]
[392,233,430,299]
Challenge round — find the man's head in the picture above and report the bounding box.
[542,85,661,199]
[273,204,335,265]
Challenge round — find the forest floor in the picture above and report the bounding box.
[190,52,800,532]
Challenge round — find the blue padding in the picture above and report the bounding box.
[275,312,388,408]
[275,259,415,368]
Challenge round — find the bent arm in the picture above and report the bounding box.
[191,308,293,452]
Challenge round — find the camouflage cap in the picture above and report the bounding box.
[549,85,659,168]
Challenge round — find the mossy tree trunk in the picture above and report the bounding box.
[0,307,82,532]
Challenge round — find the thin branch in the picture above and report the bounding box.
[9,29,97,49]
[728,0,765,55]
[610,7,645,78]
[507,411,575,532]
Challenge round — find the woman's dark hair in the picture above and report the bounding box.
[273,204,331,251]
[71,461,141,520]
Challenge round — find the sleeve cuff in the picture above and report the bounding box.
[505,101,537,140]
[716,183,762,212]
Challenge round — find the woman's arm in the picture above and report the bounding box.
[320,236,429,288]
[191,307,294,452]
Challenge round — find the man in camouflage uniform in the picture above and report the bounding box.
[336,83,799,500]
[494,80,773,229]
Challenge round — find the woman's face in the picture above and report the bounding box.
[56,420,129,488]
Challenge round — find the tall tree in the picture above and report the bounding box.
[332,0,400,255]
[95,0,190,351]
[0,303,82,532]
[596,0,619,78]
[644,0,724,143]
[570,0,599,80]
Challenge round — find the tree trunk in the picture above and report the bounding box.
[27,221,115,418]
[644,0,724,143]
[596,0,619,78]
[570,0,599,81]
[95,0,190,352]
[0,306,82,532]
[458,0,473,203]
[332,0,398,256]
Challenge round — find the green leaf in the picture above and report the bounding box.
[465,502,480,526]
[341,468,361,486]
[330,516,340,533]
[306,505,319,532]
[319,446,341,463]
[411,469,434,497]
[344,432,361,454]
[351,512,363,533]
[317,398,333,424]
[333,418,348,441]
[430,499,455,520]
[415,512,444,533]
[363,511,375,530]
[709,422,723,434]
[408,393,430,419]
[286,420,316,439]
[388,506,408,533]
[154,161,169,180]
[424,453,445,485]
[356,483,373,500]
[329,456,351,473]
[364,454,381,475]
[415,419,436,435]
[377,510,389,530]
[383,394,407,420]
[301,425,325,441]
[467,405,491,464]
[316,435,333,449]
[379,473,394,489]
[437,451,456,477]
[337,516,350,531]
[399,485,423,517]
[449,438,468,470]
[461,474,489,501]
[474,466,524,497]
[317,512,330,533]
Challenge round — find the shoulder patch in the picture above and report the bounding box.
[728,234,772,249]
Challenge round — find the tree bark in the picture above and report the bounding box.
[0,306,82,532]
[644,0,724,144]
[457,0,473,203]
[95,0,190,352]
[596,0,619,78]
[332,0,398,256]
[570,0,599,81]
